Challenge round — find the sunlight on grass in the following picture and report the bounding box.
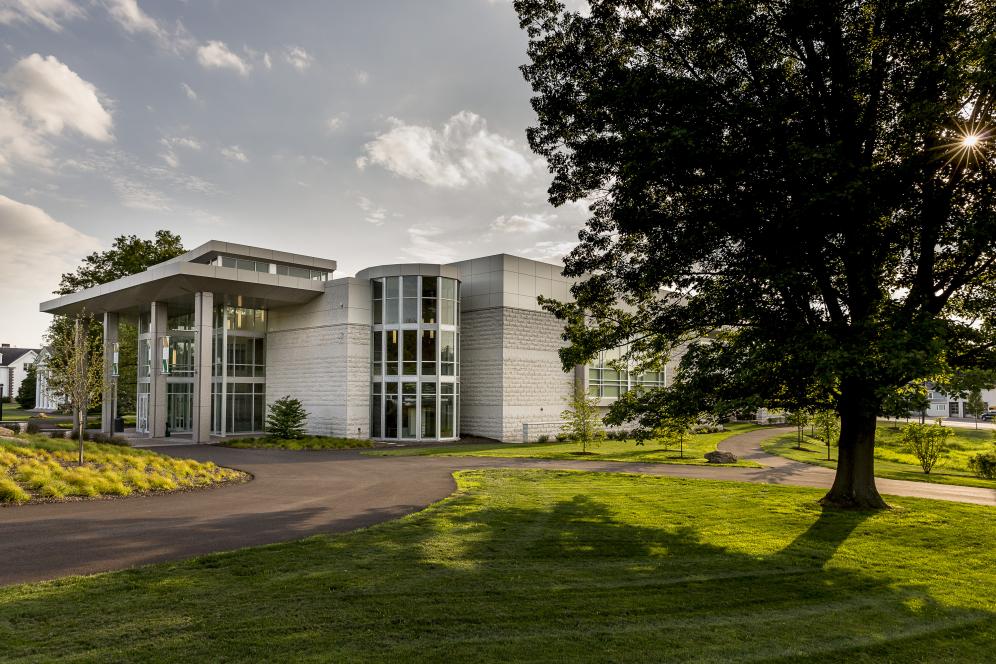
[763,425,996,489]
[0,434,246,504]
[364,423,761,466]
[0,470,993,662]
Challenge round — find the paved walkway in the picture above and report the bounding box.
[0,428,993,586]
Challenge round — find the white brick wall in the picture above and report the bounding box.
[500,308,575,441]
[266,322,370,438]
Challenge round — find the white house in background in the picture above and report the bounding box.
[921,384,996,419]
[0,345,38,403]
[33,347,59,412]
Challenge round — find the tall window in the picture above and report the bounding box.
[371,274,460,440]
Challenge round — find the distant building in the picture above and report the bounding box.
[0,345,39,403]
[921,385,996,420]
[33,347,59,412]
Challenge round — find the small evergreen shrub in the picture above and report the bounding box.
[968,449,996,479]
[24,421,40,435]
[265,395,308,439]
[50,430,66,440]
[537,434,549,443]
[555,433,570,442]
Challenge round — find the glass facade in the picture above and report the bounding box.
[370,275,460,440]
[211,254,329,281]
[136,301,267,437]
[587,346,667,399]
[211,304,267,435]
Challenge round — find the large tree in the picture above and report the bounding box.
[49,231,186,418]
[515,0,996,508]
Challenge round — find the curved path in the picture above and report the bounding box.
[0,428,993,586]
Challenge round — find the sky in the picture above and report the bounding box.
[0,0,590,346]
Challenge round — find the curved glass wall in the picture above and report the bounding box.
[370,275,460,440]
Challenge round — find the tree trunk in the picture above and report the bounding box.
[821,391,888,510]
[78,406,85,466]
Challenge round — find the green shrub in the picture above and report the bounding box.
[266,395,308,439]
[968,449,996,479]
[24,421,40,435]
[537,434,549,443]
[902,423,952,474]
[49,430,66,440]
[0,478,30,504]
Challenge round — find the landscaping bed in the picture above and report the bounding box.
[763,424,996,489]
[364,422,761,466]
[0,434,247,505]
[0,469,993,661]
[218,435,373,451]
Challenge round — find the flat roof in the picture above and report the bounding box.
[159,240,337,272]
[40,261,327,316]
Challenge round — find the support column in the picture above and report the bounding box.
[192,292,214,443]
[148,301,168,438]
[101,312,119,434]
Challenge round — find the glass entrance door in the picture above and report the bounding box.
[167,383,193,433]
[137,392,149,433]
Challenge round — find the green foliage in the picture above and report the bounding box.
[221,436,371,451]
[560,385,603,453]
[15,364,36,410]
[901,423,953,475]
[56,230,185,295]
[966,390,987,421]
[537,434,550,443]
[0,434,244,504]
[967,449,996,479]
[265,396,308,439]
[516,0,996,507]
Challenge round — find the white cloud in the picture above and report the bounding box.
[197,41,250,76]
[357,196,386,225]
[518,240,577,262]
[0,0,84,31]
[355,70,370,85]
[402,225,458,263]
[102,0,194,52]
[0,195,101,343]
[159,135,201,168]
[326,112,346,132]
[221,145,248,162]
[492,212,555,234]
[262,52,272,70]
[0,54,112,169]
[284,46,312,71]
[357,110,535,188]
[4,53,113,141]
[181,82,197,100]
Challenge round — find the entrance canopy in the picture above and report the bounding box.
[40,242,332,316]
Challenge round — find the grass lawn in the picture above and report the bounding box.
[0,407,38,422]
[764,424,996,489]
[1,469,993,662]
[364,422,762,466]
[0,434,246,504]
[218,435,373,451]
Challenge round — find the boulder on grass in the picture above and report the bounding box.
[0,426,17,437]
[705,450,737,464]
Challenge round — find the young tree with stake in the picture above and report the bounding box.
[46,311,103,465]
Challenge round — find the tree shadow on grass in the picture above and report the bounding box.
[0,470,992,663]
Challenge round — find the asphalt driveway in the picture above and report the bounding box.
[0,427,993,586]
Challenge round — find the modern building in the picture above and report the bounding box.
[39,241,674,442]
[0,345,39,403]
